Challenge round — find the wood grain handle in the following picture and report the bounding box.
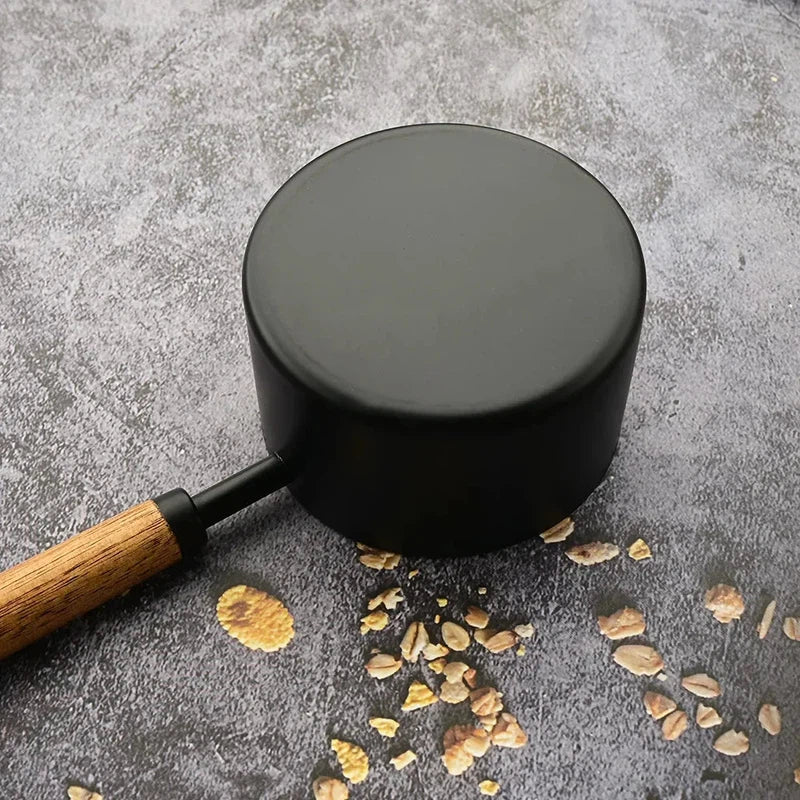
[0,500,185,660]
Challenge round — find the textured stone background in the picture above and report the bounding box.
[1,0,799,798]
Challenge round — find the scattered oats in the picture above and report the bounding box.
[330,739,369,783]
[681,673,721,699]
[491,713,528,748]
[428,657,447,674]
[757,600,777,639]
[540,517,575,543]
[483,631,519,654]
[357,544,401,571]
[435,614,441,624]
[783,617,800,641]
[423,642,450,660]
[312,776,349,800]
[713,729,749,756]
[369,717,399,738]
[514,623,535,639]
[443,661,471,683]
[400,622,429,663]
[442,621,471,651]
[360,610,389,634]
[643,691,677,720]
[612,645,664,676]
[479,779,501,796]
[440,680,471,704]
[473,628,496,646]
[470,686,504,717]
[437,597,449,607]
[566,541,620,565]
[704,584,745,623]
[759,704,781,736]
[627,538,652,560]
[516,644,526,657]
[365,653,402,680]
[597,607,646,640]
[389,750,417,770]
[408,569,420,579]
[465,606,490,629]
[67,788,102,800]
[216,585,295,652]
[367,587,404,611]
[464,667,478,688]
[662,710,688,741]
[402,681,439,711]
[696,704,722,728]
[477,587,488,595]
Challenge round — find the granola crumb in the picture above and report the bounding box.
[539,518,575,543]
[477,587,488,595]
[216,585,295,652]
[704,584,745,624]
[368,717,400,738]
[514,623,535,639]
[440,680,470,704]
[516,644,526,657]
[434,614,441,624]
[428,657,447,674]
[358,545,401,571]
[330,739,369,783]
[627,538,652,560]
[400,622,429,663]
[437,597,449,607]
[408,569,420,579]
[389,750,417,770]
[566,541,620,565]
[422,642,450,661]
[67,788,103,800]
[478,779,501,796]
[402,681,439,711]
[367,587,404,611]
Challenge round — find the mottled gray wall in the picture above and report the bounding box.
[1,1,799,798]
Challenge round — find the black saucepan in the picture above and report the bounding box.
[0,124,645,660]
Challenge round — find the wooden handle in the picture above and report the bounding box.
[0,500,183,660]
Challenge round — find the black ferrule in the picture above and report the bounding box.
[153,488,208,559]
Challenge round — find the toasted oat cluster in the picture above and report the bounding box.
[704,584,745,623]
[216,585,295,652]
[330,739,369,783]
[312,776,349,800]
[67,788,103,800]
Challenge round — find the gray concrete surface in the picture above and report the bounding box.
[1,0,799,798]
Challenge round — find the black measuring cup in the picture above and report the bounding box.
[0,124,645,660]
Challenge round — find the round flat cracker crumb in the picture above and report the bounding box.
[216,585,295,652]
